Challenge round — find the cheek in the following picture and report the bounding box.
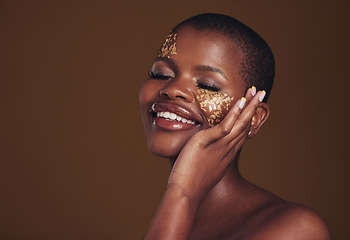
[139,81,157,129]
[139,82,148,107]
[196,89,234,127]
[139,80,156,109]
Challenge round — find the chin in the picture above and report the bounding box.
[148,145,180,159]
[146,133,190,159]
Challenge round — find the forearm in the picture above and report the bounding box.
[143,186,200,240]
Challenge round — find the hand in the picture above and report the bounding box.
[167,87,266,201]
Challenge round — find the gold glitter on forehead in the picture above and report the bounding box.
[196,89,234,127]
[157,32,177,58]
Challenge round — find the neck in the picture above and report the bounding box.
[198,164,248,209]
[189,163,256,237]
[168,156,250,212]
[168,156,283,238]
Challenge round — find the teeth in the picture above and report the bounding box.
[156,111,195,124]
[169,113,177,120]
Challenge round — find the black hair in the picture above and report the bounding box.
[173,13,275,102]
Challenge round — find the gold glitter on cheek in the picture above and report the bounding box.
[157,32,177,58]
[196,89,234,127]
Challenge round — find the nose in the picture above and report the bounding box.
[159,78,195,102]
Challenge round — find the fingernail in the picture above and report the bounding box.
[239,97,246,109]
[251,86,256,96]
[259,91,266,102]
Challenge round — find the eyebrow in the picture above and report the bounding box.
[154,57,175,66]
[194,65,228,80]
[153,58,228,81]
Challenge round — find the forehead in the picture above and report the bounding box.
[175,26,236,51]
[169,26,243,83]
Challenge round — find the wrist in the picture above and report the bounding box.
[166,183,204,205]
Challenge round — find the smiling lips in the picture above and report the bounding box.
[156,111,196,125]
[151,103,200,130]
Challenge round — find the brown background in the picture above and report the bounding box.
[0,0,349,239]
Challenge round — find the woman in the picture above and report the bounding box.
[139,13,330,240]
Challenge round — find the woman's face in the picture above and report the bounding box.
[139,26,246,158]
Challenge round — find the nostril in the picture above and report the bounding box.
[176,95,186,100]
[160,91,187,100]
[160,92,169,98]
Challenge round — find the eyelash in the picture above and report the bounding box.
[148,71,221,92]
[148,71,172,80]
[196,82,221,92]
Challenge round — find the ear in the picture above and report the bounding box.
[247,102,270,138]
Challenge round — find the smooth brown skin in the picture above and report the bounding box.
[139,26,330,240]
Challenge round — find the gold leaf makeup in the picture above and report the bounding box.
[157,32,177,58]
[196,89,234,127]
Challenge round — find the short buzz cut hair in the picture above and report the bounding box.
[172,13,275,102]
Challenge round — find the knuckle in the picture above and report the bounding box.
[233,106,240,114]
[196,132,207,144]
[236,120,248,131]
[220,125,231,135]
[240,118,249,126]
[252,100,260,108]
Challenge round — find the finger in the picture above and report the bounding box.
[227,124,249,150]
[205,96,247,142]
[199,87,259,144]
[220,124,249,164]
[225,90,266,143]
[193,96,246,146]
[222,86,256,129]
[206,86,255,143]
[244,86,256,103]
[224,120,255,164]
[233,86,257,134]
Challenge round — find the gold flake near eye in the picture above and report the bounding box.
[196,89,234,127]
[157,32,177,58]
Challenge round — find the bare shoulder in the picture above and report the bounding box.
[242,202,331,240]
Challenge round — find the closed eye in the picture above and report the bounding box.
[148,71,173,80]
[196,82,220,92]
